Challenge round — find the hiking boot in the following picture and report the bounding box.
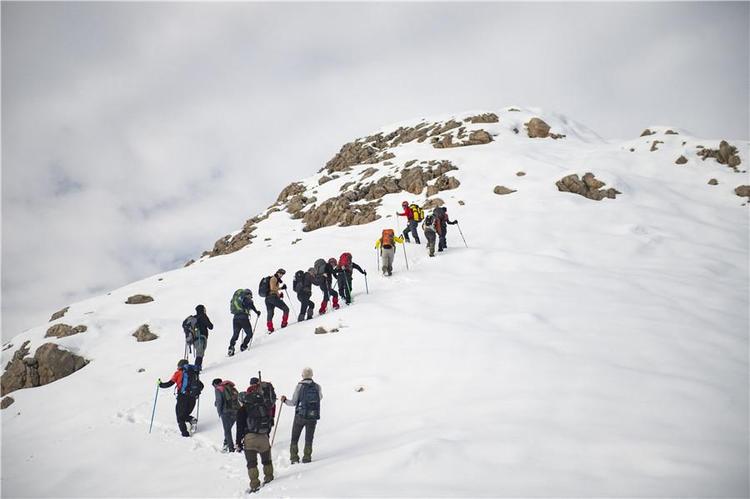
[240,344,248,352]
[267,321,274,333]
[262,463,274,484]
[290,444,300,464]
[302,445,313,463]
[281,313,289,328]
[332,297,340,310]
[222,443,234,453]
[227,346,235,357]
[248,467,261,492]
[306,311,313,320]
[297,313,305,322]
[319,301,327,315]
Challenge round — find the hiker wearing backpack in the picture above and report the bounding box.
[261,269,289,333]
[213,378,241,452]
[293,268,316,321]
[158,359,204,437]
[335,253,366,305]
[228,289,262,357]
[422,214,438,257]
[434,205,458,252]
[317,258,341,314]
[236,377,276,492]
[396,201,422,244]
[193,305,213,369]
[374,229,405,276]
[281,367,322,464]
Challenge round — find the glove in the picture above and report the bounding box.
[279,292,284,299]
[280,395,287,402]
[363,270,367,275]
[281,284,287,290]
[157,378,162,386]
[255,310,261,316]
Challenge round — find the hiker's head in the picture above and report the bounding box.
[301,367,313,379]
[196,304,206,314]
[177,359,189,369]
[212,378,222,387]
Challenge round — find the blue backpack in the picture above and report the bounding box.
[180,365,204,397]
[296,382,321,420]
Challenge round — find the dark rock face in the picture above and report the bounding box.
[556,173,621,201]
[735,185,750,198]
[125,294,153,305]
[698,141,742,171]
[1,396,14,409]
[1,341,89,396]
[493,186,516,195]
[133,324,158,342]
[49,307,69,322]
[45,324,87,338]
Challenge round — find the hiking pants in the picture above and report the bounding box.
[243,432,272,468]
[403,220,420,244]
[381,246,395,274]
[297,291,314,321]
[291,414,317,447]
[319,278,338,302]
[230,314,253,349]
[221,412,237,450]
[176,393,197,436]
[424,229,436,256]
[265,295,289,321]
[336,271,353,304]
[194,335,207,369]
[438,221,448,250]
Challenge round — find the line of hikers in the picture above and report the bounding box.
[157,362,321,493]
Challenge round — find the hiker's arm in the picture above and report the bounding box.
[214,389,223,415]
[235,408,247,449]
[159,372,178,389]
[352,262,365,274]
[283,384,301,407]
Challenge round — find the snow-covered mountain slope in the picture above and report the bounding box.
[2,108,748,497]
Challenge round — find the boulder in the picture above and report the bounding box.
[516,171,526,176]
[354,386,365,393]
[276,182,306,203]
[458,200,465,206]
[467,130,493,145]
[556,173,620,201]
[314,327,328,335]
[434,175,460,192]
[133,324,158,342]
[640,129,655,137]
[360,167,378,180]
[1,396,14,409]
[708,179,718,186]
[423,198,445,210]
[184,259,195,267]
[697,141,742,171]
[650,140,663,152]
[525,118,551,138]
[2,341,88,396]
[45,324,87,338]
[493,186,516,195]
[318,176,332,185]
[467,113,499,123]
[675,155,688,165]
[735,185,750,198]
[125,294,153,305]
[49,306,69,322]
[665,130,679,135]
[426,185,440,197]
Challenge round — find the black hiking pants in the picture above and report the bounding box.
[319,278,338,302]
[297,291,314,321]
[265,295,289,321]
[230,314,253,349]
[221,412,237,450]
[291,414,317,447]
[403,219,420,244]
[336,271,353,304]
[424,229,437,256]
[438,221,448,251]
[176,393,197,436]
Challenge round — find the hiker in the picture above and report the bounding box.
[374,229,404,276]
[158,359,203,437]
[193,305,213,369]
[293,268,315,321]
[318,258,341,313]
[236,377,277,492]
[212,378,241,452]
[228,289,262,357]
[281,367,322,464]
[434,205,458,252]
[261,269,289,333]
[396,201,422,244]
[335,253,366,305]
[422,214,438,257]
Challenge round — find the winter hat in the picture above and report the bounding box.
[301,367,313,379]
[308,267,315,273]
[212,378,222,386]
[249,377,259,385]
[177,359,189,368]
[276,268,286,276]
[196,304,206,314]
[328,258,337,266]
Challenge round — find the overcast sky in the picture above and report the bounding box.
[2,2,748,340]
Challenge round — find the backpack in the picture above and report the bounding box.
[314,258,327,276]
[260,381,277,418]
[338,252,352,270]
[296,382,321,420]
[230,289,248,315]
[433,206,447,221]
[293,270,305,294]
[180,365,204,397]
[182,316,198,344]
[410,204,424,222]
[220,381,241,414]
[381,229,395,248]
[258,276,271,298]
[244,389,273,434]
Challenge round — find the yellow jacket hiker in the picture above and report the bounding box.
[374,229,404,276]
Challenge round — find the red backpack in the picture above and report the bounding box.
[338,252,352,269]
[381,229,395,248]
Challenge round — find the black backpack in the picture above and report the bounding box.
[244,390,273,434]
[220,381,241,414]
[313,258,327,276]
[296,382,321,420]
[182,316,198,344]
[433,206,447,221]
[180,365,204,397]
[424,214,435,228]
[258,276,271,298]
[293,270,305,293]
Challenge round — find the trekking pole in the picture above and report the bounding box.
[364,273,369,294]
[401,242,410,270]
[456,221,468,248]
[271,403,283,447]
[375,248,380,275]
[195,394,200,432]
[253,314,260,335]
[284,293,297,318]
[184,343,188,359]
[149,383,159,434]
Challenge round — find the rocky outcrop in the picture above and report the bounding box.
[1,341,89,396]
[432,129,493,149]
[49,307,69,321]
[494,186,516,195]
[360,167,378,180]
[698,141,742,171]
[203,211,273,258]
[665,130,679,135]
[640,129,655,137]
[466,113,499,124]
[423,197,445,210]
[302,196,381,232]
[1,396,14,409]
[45,324,87,338]
[735,185,750,198]
[650,140,664,152]
[184,259,195,267]
[276,182,306,203]
[525,118,550,138]
[318,176,332,185]
[433,175,460,192]
[125,294,153,305]
[675,155,688,165]
[556,173,621,201]
[133,324,158,342]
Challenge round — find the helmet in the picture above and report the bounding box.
[276,268,286,276]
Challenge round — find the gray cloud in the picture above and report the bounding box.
[2,2,748,338]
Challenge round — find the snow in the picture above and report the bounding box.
[2,109,748,497]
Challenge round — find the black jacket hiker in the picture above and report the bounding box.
[194,305,213,369]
